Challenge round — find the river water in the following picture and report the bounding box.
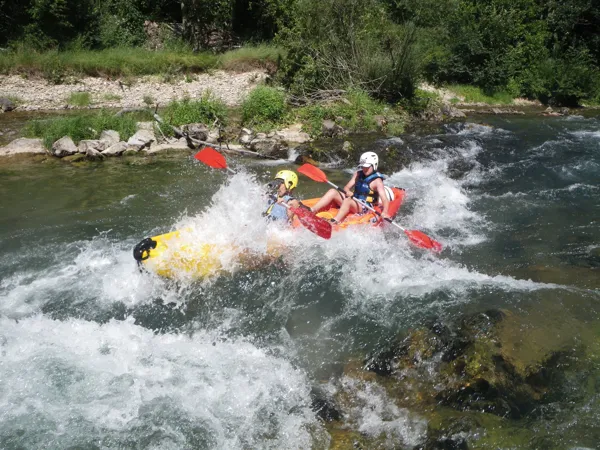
[0,114,599,448]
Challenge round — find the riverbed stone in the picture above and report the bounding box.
[322,119,344,137]
[99,130,120,147]
[239,127,253,145]
[274,123,311,144]
[52,136,78,157]
[102,142,127,156]
[0,97,15,112]
[0,138,46,156]
[441,103,466,118]
[249,137,287,158]
[144,139,191,154]
[127,129,155,149]
[182,123,209,141]
[78,139,106,154]
[86,147,105,160]
[206,128,220,144]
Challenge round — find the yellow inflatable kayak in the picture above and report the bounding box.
[133,187,405,280]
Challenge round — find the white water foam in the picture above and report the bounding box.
[324,376,427,448]
[386,140,488,247]
[0,234,175,318]
[0,315,324,449]
[569,130,600,140]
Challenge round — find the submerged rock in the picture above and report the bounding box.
[332,307,597,447]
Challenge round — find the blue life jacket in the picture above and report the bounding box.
[353,171,385,204]
[265,194,293,221]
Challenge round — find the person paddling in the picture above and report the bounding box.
[264,170,303,222]
[309,152,391,224]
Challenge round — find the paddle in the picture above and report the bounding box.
[297,163,443,252]
[195,147,332,240]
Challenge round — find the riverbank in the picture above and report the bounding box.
[0,72,267,111]
[1,72,546,112]
[2,72,597,162]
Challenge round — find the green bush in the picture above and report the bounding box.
[23,110,144,149]
[241,85,287,128]
[97,0,146,48]
[162,93,228,128]
[296,89,405,137]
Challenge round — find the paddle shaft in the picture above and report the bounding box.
[324,180,409,232]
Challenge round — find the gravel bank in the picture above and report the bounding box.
[0,71,268,111]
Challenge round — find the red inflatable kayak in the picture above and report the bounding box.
[291,187,405,232]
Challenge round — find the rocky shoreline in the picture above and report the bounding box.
[0,72,586,161]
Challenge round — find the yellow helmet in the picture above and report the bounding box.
[274,170,298,190]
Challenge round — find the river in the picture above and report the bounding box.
[0,113,599,448]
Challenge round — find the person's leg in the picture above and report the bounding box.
[310,188,344,213]
[332,198,361,223]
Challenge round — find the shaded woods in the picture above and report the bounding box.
[1,0,599,106]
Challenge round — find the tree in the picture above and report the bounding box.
[278,0,422,100]
[181,0,233,50]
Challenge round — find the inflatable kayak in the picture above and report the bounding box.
[133,187,405,279]
[291,186,405,231]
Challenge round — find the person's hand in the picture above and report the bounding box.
[344,190,353,198]
[381,212,392,221]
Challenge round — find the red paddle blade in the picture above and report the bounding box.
[298,164,329,183]
[404,230,443,252]
[290,207,332,239]
[194,147,227,169]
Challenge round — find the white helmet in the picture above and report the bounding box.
[359,151,379,171]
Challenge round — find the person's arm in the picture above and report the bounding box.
[373,179,390,218]
[342,172,358,198]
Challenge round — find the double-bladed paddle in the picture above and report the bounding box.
[194,147,332,240]
[297,163,443,252]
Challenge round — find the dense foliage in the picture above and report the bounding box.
[1,0,599,105]
[241,85,287,128]
[162,93,229,127]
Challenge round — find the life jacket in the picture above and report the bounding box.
[353,171,385,205]
[264,194,294,221]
